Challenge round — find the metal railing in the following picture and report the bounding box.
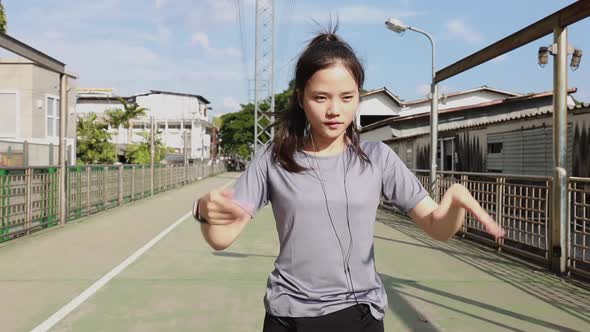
[388,170,590,279]
[570,177,590,278]
[0,161,226,243]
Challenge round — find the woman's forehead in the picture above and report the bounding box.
[305,65,358,92]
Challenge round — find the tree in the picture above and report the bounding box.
[105,98,148,145]
[218,81,294,159]
[0,0,7,33]
[125,131,174,164]
[212,116,223,129]
[219,107,255,160]
[76,113,116,164]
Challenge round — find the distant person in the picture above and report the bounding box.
[193,22,504,332]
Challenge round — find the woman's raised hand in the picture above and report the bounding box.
[198,189,248,225]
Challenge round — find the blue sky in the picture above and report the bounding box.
[2,0,589,116]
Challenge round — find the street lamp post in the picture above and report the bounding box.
[537,28,584,274]
[386,18,439,199]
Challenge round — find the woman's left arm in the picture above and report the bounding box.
[407,183,505,242]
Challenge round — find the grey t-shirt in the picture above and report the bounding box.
[231,141,427,320]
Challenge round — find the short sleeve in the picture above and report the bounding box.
[231,146,271,217]
[379,142,428,213]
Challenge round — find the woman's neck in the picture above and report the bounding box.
[304,133,347,156]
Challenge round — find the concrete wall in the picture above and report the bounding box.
[360,125,391,142]
[0,61,32,139]
[358,93,402,116]
[385,108,590,177]
[135,93,208,122]
[77,99,123,115]
[0,60,76,165]
[32,64,77,141]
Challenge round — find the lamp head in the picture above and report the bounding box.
[385,18,408,33]
[570,48,583,71]
[538,46,549,68]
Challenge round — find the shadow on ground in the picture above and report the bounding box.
[376,209,590,331]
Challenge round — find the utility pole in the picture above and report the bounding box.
[254,0,275,154]
[150,116,155,195]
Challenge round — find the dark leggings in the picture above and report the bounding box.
[263,304,384,332]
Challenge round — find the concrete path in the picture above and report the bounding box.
[1,172,589,331]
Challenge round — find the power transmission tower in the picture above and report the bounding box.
[254,0,275,155]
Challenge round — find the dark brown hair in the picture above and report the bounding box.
[270,21,371,172]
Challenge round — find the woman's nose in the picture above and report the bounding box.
[326,101,342,116]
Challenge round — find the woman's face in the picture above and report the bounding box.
[300,62,359,144]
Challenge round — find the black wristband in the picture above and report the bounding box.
[193,199,208,224]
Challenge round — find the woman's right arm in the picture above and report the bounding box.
[198,147,270,250]
[197,189,252,251]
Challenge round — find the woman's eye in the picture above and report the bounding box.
[315,96,326,101]
[343,96,353,101]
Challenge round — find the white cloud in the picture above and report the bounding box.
[8,1,248,116]
[293,5,423,24]
[209,0,238,23]
[445,19,484,44]
[223,97,242,112]
[191,32,210,49]
[156,24,173,43]
[155,0,169,9]
[191,32,241,57]
[182,0,248,26]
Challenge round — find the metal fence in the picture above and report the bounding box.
[570,177,590,278]
[0,161,226,243]
[402,170,590,279]
[0,140,71,167]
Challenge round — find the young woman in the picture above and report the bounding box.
[193,25,504,332]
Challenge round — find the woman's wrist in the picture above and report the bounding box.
[193,199,208,224]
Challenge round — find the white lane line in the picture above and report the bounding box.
[32,178,237,332]
[31,211,192,332]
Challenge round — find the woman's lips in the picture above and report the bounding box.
[324,122,343,129]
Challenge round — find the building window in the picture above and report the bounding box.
[168,122,181,130]
[488,142,503,154]
[158,122,166,130]
[0,92,17,137]
[132,122,145,129]
[438,138,455,171]
[46,96,60,137]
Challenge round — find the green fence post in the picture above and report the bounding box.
[47,167,58,227]
[0,169,9,242]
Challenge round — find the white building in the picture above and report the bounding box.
[399,86,522,117]
[357,86,522,128]
[76,89,213,161]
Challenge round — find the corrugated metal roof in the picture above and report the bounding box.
[403,85,521,106]
[362,88,578,133]
[360,87,403,105]
[388,106,554,140]
[569,102,590,110]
